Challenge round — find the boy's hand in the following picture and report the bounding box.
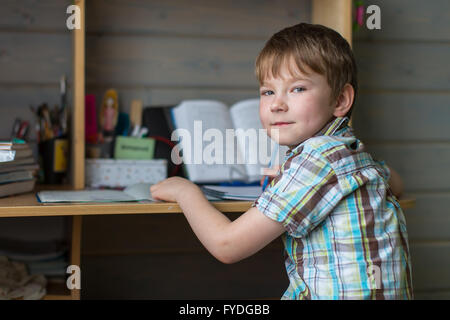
[150,177,200,203]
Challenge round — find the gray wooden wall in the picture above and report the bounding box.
[351,0,450,299]
[1,0,448,300]
[0,0,73,290]
[81,0,309,299]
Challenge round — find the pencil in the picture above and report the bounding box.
[262,142,279,191]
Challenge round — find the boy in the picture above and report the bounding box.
[150,23,413,300]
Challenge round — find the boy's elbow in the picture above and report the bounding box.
[213,237,240,265]
[216,255,236,265]
[388,166,404,198]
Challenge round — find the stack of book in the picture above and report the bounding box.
[200,185,263,201]
[0,236,68,280]
[0,141,39,197]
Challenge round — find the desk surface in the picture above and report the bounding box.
[0,189,416,218]
[0,192,255,217]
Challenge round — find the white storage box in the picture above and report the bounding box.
[85,159,167,188]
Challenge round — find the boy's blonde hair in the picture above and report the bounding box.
[255,23,358,118]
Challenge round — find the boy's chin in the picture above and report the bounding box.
[276,137,305,148]
[267,131,308,146]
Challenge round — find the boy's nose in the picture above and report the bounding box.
[270,98,288,112]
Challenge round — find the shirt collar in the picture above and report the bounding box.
[313,116,350,137]
[286,116,350,156]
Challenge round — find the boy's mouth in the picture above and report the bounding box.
[272,122,294,126]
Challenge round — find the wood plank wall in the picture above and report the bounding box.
[3,0,446,300]
[351,0,450,299]
[81,0,309,299]
[0,0,73,288]
[0,0,73,141]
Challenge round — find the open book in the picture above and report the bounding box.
[171,99,287,183]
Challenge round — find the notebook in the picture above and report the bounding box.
[37,183,157,203]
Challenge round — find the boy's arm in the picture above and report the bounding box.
[387,165,404,198]
[151,178,285,264]
[178,187,285,264]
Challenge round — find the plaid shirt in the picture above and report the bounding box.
[252,116,413,300]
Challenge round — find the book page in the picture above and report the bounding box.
[230,99,291,181]
[229,99,272,182]
[171,100,246,183]
[123,183,157,201]
[37,190,137,203]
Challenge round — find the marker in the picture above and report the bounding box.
[262,143,279,191]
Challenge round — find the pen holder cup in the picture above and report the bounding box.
[39,137,69,184]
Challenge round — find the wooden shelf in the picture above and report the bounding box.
[0,186,416,218]
[43,280,72,300]
[0,182,253,217]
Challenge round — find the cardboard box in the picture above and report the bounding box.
[85,158,167,188]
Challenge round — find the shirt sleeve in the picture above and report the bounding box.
[252,148,343,238]
[374,159,391,182]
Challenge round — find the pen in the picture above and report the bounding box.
[60,75,67,135]
[262,142,279,191]
[131,125,140,137]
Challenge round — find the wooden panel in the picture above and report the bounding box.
[85,37,450,92]
[352,0,450,300]
[0,190,259,217]
[0,85,256,140]
[0,216,66,241]
[353,0,450,42]
[353,41,450,91]
[352,92,450,142]
[82,221,450,298]
[312,0,352,44]
[82,214,204,255]
[0,86,73,140]
[366,144,450,191]
[81,249,287,299]
[85,86,258,113]
[1,0,71,31]
[409,243,450,292]
[70,216,82,300]
[72,0,85,190]
[414,290,450,300]
[86,35,264,88]
[86,0,310,38]
[405,193,450,242]
[0,85,72,108]
[0,33,72,84]
[81,213,283,255]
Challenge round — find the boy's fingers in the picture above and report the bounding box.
[262,167,280,176]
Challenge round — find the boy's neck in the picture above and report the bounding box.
[286,116,349,152]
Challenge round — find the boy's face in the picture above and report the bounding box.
[259,61,337,148]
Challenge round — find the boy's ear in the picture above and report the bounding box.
[333,84,354,117]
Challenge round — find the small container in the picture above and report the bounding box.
[85,158,167,188]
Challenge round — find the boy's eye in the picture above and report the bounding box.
[293,87,306,93]
[261,90,274,96]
